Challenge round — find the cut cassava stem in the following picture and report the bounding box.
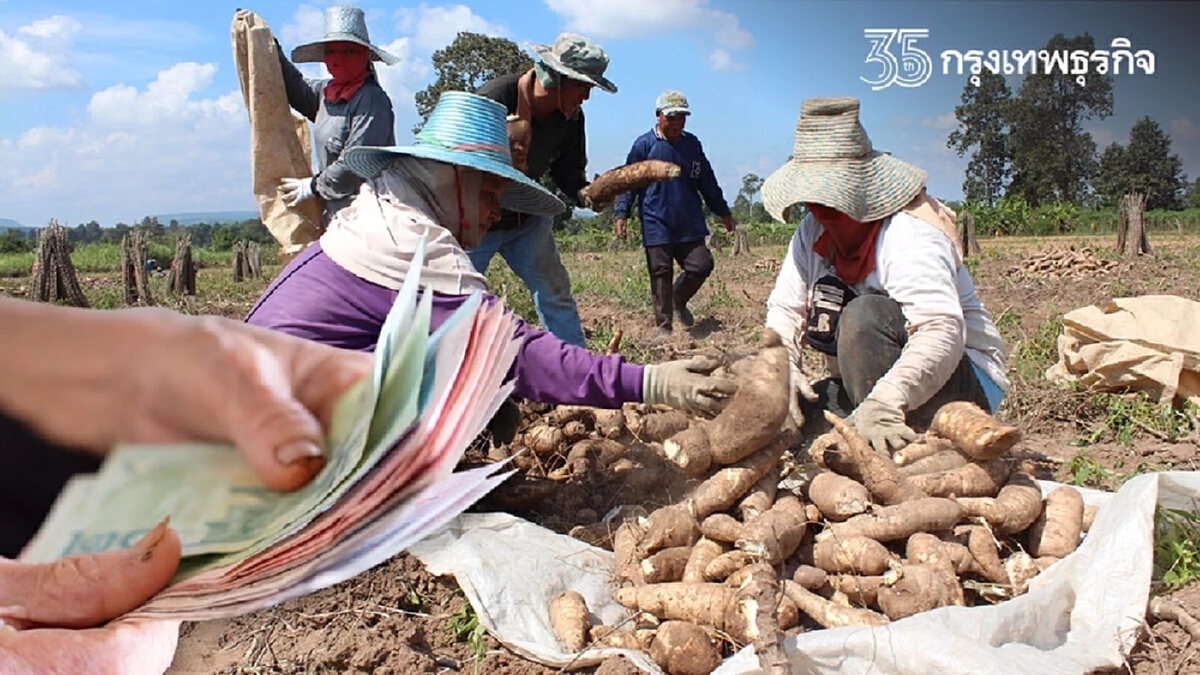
[823,411,928,505]
[929,400,1022,461]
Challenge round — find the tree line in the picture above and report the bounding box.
[949,32,1196,213]
[0,217,275,255]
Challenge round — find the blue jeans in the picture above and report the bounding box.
[466,214,587,347]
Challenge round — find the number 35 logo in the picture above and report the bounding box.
[861,29,933,90]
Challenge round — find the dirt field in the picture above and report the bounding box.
[4,233,1199,674]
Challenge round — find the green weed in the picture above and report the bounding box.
[1154,505,1200,590]
[1075,392,1198,446]
[447,597,488,662]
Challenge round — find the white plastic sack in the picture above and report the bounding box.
[409,471,1200,674]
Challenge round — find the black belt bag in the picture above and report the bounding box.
[805,274,857,356]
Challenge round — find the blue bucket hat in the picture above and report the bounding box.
[291,6,399,65]
[342,92,568,217]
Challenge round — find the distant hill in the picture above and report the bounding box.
[0,218,30,230]
[153,211,260,226]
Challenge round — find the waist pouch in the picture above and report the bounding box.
[805,274,857,356]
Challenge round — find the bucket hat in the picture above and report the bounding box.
[291,6,399,65]
[655,90,690,116]
[342,92,567,217]
[761,97,927,223]
[529,33,617,94]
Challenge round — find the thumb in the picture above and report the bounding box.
[223,341,328,493]
[0,519,180,629]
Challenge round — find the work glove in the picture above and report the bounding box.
[642,356,739,416]
[788,360,819,429]
[280,176,316,207]
[847,397,917,456]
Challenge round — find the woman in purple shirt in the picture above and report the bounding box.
[246,92,736,420]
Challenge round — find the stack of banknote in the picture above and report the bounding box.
[25,239,521,621]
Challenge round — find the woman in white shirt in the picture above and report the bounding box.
[760,97,1009,455]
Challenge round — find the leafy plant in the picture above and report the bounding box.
[1154,505,1200,589]
[447,598,488,662]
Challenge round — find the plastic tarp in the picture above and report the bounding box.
[408,471,1200,674]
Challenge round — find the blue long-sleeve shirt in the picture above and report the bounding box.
[613,129,732,247]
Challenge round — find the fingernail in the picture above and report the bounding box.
[0,605,28,621]
[133,516,171,562]
[276,440,324,465]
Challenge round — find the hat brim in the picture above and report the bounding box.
[658,106,690,116]
[342,145,568,217]
[292,35,399,65]
[761,152,927,224]
[531,44,618,94]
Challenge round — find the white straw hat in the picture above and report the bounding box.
[290,6,398,65]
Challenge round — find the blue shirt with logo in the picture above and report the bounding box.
[613,129,732,248]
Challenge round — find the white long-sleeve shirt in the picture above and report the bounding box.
[765,211,1009,413]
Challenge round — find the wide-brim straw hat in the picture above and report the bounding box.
[529,33,617,94]
[342,92,567,217]
[291,6,399,65]
[761,97,927,224]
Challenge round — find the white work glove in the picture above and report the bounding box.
[788,360,819,429]
[279,177,316,207]
[847,397,917,456]
[643,356,739,416]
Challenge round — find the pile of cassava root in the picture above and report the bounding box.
[535,329,1100,675]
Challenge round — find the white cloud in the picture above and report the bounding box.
[888,116,915,128]
[1172,118,1199,143]
[544,0,752,71]
[279,5,326,50]
[374,38,433,110]
[709,48,741,72]
[0,16,84,90]
[394,4,509,52]
[920,113,956,131]
[0,61,250,225]
[19,15,82,41]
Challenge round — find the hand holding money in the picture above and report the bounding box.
[0,298,373,491]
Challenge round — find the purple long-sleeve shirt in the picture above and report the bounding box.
[244,243,644,408]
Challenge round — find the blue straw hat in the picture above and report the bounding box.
[342,92,568,217]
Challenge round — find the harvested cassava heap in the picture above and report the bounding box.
[1011,246,1116,279]
[532,350,1088,675]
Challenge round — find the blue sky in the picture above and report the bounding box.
[1,0,1197,226]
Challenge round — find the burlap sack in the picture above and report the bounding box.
[231,10,324,256]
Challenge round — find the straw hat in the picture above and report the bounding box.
[342,92,567,217]
[761,97,927,223]
[529,33,617,94]
[291,6,399,65]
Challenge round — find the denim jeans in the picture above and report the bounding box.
[798,293,994,438]
[466,214,587,347]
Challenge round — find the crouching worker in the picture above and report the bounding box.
[245,92,738,426]
[760,97,1008,454]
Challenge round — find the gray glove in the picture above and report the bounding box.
[643,356,738,416]
[848,397,917,455]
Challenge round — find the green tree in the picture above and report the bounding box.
[737,173,764,222]
[948,71,1012,206]
[1006,33,1114,207]
[1094,117,1187,210]
[1189,178,1200,209]
[413,32,533,133]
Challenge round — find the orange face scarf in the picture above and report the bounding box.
[323,42,370,103]
[809,203,884,285]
